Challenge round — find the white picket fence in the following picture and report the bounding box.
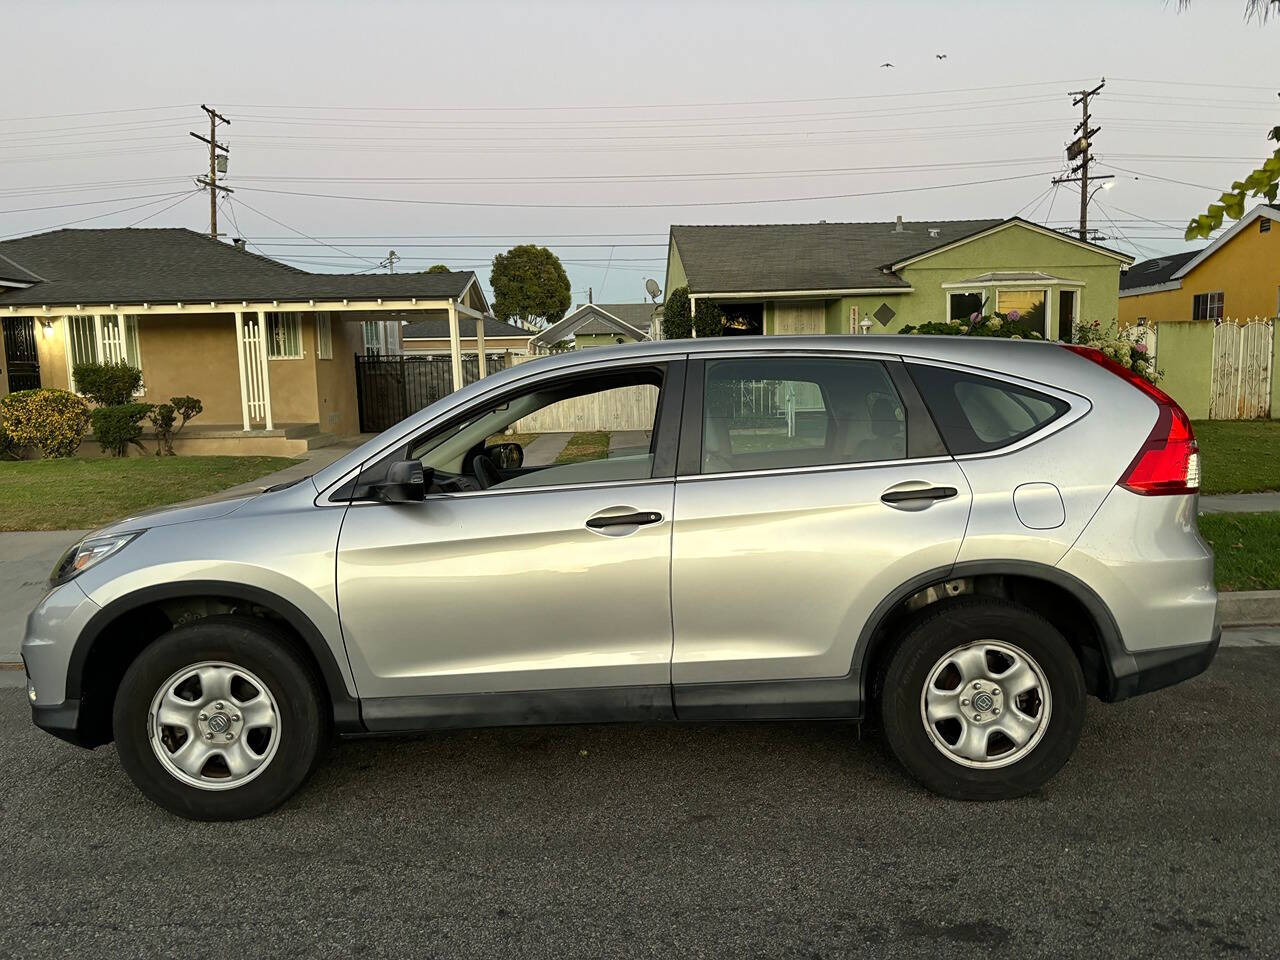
[1209,319,1273,420]
[514,384,658,432]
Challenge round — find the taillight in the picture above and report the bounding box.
[1062,344,1200,496]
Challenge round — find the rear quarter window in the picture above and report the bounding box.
[907,363,1069,455]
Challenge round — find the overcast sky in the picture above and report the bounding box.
[5,0,1277,304]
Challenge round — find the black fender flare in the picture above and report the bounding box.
[854,559,1133,703]
[70,580,363,732]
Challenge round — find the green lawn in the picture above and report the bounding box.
[555,432,611,464]
[1199,512,1280,592]
[0,456,295,532]
[1193,420,1280,495]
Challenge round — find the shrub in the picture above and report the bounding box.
[900,310,1045,340]
[148,403,177,456]
[72,361,143,406]
[91,403,153,457]
[693,299,726,338]
[1072,319,1161,383]
[0,388,90,459]
[663,286,692,339]
[171,395,203,432]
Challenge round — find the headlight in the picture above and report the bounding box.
[49,532,143,587]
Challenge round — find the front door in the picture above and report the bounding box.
[335,360,684,728]
[670,354,972,717]
[2,317,40,392]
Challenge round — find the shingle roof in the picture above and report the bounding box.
[1119,250,1201,291]
[670,219,1004,294]
[402,313,531,340]
[573,302,655,336]
[0,228,478,306]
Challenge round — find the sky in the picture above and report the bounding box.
[4,0,1278,306]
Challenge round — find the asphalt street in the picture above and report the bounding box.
[1,646,1278,960]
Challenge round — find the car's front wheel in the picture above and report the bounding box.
[880,598,1086,800]
[113,616,327,820]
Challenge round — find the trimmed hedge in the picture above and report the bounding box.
[0,389,90,459]
[91,403,153,457]
[71,361,143,406]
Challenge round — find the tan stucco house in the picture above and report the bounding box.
[0,228,496,454]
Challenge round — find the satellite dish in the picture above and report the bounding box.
[644,278,662,302]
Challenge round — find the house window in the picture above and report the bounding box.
[266,312,302,358]
[67,314,143,393]
[1191,292,1224,322]
[316,312,333,360]
[362,319,399,356]
[995,289,1047,328]
[948,291,984,322]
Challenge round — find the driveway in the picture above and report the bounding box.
[0,642,1277,958]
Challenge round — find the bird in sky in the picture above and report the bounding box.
[936,53,948,59]
[880,62,894,68]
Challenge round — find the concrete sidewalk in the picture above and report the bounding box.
[1199,491,1280,514]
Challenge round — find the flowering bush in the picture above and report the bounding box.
[899,311,1044,340]
[1071,319,1161,383]
[0,388,90,459]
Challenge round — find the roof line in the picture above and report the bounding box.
[888,217,1134,270]
[1171,204,1280,280]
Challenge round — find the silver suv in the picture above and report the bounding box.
[23,337,1218,819]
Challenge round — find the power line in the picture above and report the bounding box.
[232,170,1059,211]
[0,104,195,124]
[228,195,382,267]
[0,190,212,216]
[126,190,201,227]
[0,191,197,240]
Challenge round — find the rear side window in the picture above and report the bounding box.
[908,363,1068,454]
[701,357,906,473]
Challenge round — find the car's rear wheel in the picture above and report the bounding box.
[113,616,327,820]
[880,598,1085,800]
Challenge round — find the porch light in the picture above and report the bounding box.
[40,320,55,339]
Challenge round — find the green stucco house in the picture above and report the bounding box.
[663,217,1133,341]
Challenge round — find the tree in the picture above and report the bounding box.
[1184,124,1280,240]
[489,245,571,328]
[426,264,451,274]
[1176,0,1277,21]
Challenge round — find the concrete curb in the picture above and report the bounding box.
[1218,590,1280,628]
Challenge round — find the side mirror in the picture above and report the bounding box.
[372,460,428,503]
[485,441,524,470]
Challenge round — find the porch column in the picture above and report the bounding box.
[689,295,698,338]
[233,310,251,431]
[447,300,463,392]
[475,316,487,377]
[257,310,274,431]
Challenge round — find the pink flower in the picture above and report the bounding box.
[1007,309,1021,322]
[1134,342,1148,354]
[969,312,980,322]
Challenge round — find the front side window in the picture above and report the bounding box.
[404,366,664,493]
[1192,292,1224,322]
[267,312,302,358]
[908,364,1067,455]
[701,357,905,474]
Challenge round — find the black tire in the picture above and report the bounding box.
[879,598,1085,800]
[113,615,328,821]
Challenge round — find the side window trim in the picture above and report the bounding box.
[884,359,947,459]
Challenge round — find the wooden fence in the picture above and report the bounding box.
[515,384,658,432]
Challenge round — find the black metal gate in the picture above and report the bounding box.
[354,353,511,433]
[2,317,41,393]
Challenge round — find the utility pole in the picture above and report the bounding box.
[190,105,231,238]
[381,250,400,273]
[1052,79,1112,241]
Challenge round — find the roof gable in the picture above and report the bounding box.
[1170,204,1280,281]
[888,218,1134,270]
[530,303,652,347]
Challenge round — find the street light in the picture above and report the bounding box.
[1087,180,1115,207]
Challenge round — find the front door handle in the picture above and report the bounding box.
[880,485,958,506]
[586,510,663,530]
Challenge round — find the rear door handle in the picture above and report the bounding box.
[880,485,958,506]
[585,510,663,530]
